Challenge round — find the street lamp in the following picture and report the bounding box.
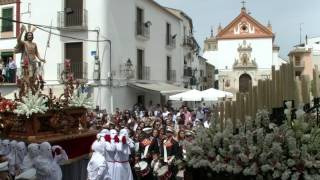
[121,58,133,79]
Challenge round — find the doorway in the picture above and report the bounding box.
[65,42,83,79]
[239,73,251,93]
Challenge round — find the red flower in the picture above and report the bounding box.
[104,134,111,142]
[114,135,119,143]
[122,136,127,144]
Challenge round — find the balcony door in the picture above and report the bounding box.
[167,56,171,81]
[136,7,144,35]
[65,42,83,79]
[137,49,144,80]
[65,0,83,26]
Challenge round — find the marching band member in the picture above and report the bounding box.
[161,126,182,179]
[140,127,153,161]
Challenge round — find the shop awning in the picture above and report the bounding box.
[128,82,188,95]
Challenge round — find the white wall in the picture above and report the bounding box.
[215,38,273,70]
[104,0,182,83]
[0,0,193,112]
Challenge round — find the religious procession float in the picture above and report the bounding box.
[0,25,96,161]
[186,63,320,180]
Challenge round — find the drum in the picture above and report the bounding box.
[156,165,172,180]
[134,161,150,177]
[15,168,36,180]
[176,170,184,180]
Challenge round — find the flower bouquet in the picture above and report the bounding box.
[186,104,320,180]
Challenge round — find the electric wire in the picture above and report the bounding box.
[0,16,110,42]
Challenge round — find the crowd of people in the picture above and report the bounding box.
[0,102,214,180]
[0,57,17,83]
[87,102,214,180]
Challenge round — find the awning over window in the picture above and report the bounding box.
[128,82,188,95]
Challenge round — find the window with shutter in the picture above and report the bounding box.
[2,8,13,32]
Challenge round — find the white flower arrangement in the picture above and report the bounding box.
[14,91,48,118]
[68,88,94,109]
[186,103,320,179]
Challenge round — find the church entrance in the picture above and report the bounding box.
[239,73,251,93]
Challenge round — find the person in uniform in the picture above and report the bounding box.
[160,126,182,180]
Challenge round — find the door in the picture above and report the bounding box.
[167,56,171,81]
[137,49,144,80]
[65,0,83,26]
[137,95,145,108]
[65,42,83,79]
[239,73,251,93]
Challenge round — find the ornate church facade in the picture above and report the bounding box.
[203,7,286,94]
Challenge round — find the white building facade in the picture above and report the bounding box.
[0,0,199,112]
[203,7,286,94]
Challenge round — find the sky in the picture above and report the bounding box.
[155,0,320,59]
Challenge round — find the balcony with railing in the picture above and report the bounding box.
[137,66,150,81]
[136,22,150,40]
[57,62,88,83]
[167,70,176,82]
[166,35,176,49]
[183,67,192,77]
[183,36,194,47]
[58,8,88,30]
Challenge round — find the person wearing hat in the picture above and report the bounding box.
[160,126,181,180]
[139,127,153,161]
[185,130,195,143]
[148,129,161,160]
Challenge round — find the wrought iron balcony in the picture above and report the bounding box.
[183,36,194,47]
[57,62,88,83]
[58,8,88,30]
[137,66,150,80]
[136,22,150,40]
[166,35,176,49]
[167,70,176,82]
